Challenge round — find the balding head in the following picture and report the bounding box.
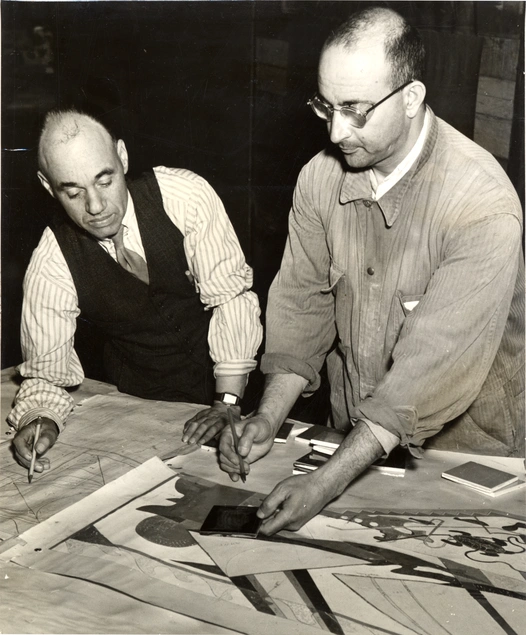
[323,7,425,88]
[37,108,129,240]
[38,109,117,178]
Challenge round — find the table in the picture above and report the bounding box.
[1,368,525,634]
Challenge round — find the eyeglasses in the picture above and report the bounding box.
[307,80,413,129]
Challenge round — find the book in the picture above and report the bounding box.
[274,421,294,444]
[295,424,333,443]
[293,447,407,477]
[311,440,407,476]
[370,446,407,476]
[474,479,526,498]
[309,428,346,449]
[441,461,519,492]
[310,444,336,456]
[293,451,330,472]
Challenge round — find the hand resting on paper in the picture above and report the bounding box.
[182,403,241,446]
[256,471,334,535]
[219,413,275,482]
[12,417,59,473]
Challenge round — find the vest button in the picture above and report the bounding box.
[174,325,180,332]
[367,267,375,275]
[363,199,373,207]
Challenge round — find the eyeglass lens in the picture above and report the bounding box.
[310,98,366,128]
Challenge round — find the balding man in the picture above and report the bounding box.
[220,7,524,534]
[10,108,262,473]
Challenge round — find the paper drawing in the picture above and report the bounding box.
[3,457,525,635]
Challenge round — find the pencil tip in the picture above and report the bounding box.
[28,475,33,484]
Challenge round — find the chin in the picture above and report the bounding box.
[343,154,372,170]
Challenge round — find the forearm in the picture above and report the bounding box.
[7,378,75,432]
[256,373,308,436]
[315,420,385,499]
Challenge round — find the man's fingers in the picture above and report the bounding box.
[237,422,262,456]
[32,457,51,473]
[259,509,289,536]
[34,433,54,456]
[257,485,287,520]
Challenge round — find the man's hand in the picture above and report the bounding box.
[12,417,59,473]
[257,471,334,535]
[219,413,275,481]
[182,403,241,445]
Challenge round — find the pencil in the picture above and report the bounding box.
[28,420,42,484]
[227,406,246,483]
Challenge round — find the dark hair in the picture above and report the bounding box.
[323,7,425,88]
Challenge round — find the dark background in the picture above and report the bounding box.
[2,1,524,418]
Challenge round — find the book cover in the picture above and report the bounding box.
[371,446,407,475]
[442,461,519,492]
[310,428,345,449]
[274,421,294,443]
[293,452,329,471]
[295,424,332,443]
[311,444,336,456]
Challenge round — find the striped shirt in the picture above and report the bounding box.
[9,167,263,430]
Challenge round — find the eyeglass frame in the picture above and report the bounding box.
[307,80,414,129]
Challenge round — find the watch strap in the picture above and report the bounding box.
[214,392,241,406]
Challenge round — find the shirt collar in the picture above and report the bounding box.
[371,108,431,200]
[340,106,438,226]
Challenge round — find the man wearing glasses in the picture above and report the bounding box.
[220,7,524,534]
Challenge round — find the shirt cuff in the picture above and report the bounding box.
[214,359,257,377]
[17,408,65,433]
[358,418,399,456]
[260,353,321,392]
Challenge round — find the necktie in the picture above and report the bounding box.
[111,226,149,285]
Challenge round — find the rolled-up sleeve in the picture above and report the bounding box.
[8,229,83,431]
[261,162,337,390]
[155,166,263,377]
[354,211,523,451]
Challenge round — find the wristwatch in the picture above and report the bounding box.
[214,392,241,406]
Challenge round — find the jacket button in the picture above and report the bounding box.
[367,267,375,275]
[363,200,373,207]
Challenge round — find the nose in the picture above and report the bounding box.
[328,109,353,145]
[85,188,106,215]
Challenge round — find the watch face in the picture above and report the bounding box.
[222,393,239,405]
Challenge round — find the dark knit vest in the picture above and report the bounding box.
[51,170,214,404]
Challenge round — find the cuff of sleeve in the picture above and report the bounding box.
[214,359,257,377]
[351,398,424,458]
[261,353,321,393]
[359,418,399,456]
[18,408,65,433]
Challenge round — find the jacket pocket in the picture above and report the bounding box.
[400,294,423,317]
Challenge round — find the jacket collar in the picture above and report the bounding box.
[339,107,439,227]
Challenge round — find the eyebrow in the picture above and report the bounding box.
[317,92,370,108]
[57,168,115,190]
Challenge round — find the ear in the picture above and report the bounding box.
[37,170,55,198]
[404,81,426,119]
[116,139,129,174]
